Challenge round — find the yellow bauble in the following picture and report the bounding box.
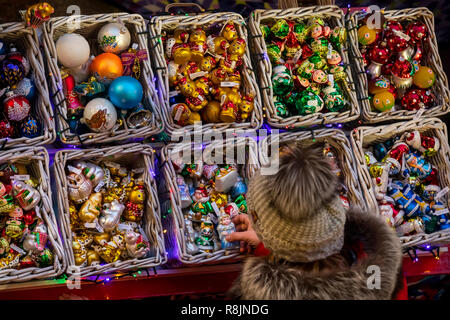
[90,53,123,84]
[368,78,390,95]
[413,66,435,89]
[371,91,395,112]
[357,25,377,46]
[201,100,221,123]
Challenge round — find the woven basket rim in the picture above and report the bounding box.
[42,13,164,146]
[0,146,65,284]
[0,22,56,149]
[248,5,361,129]
[53,143,167,277]
[350,117,450,248]
[348,7,450,124]
[148,11,263,137]
[161,136,259,265]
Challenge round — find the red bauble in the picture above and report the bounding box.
[301,43,313,60]
[368,42,391,64]
[385,32,409,53]
[391,57,413,78]
[0,118,14,138]
[401,88,434,110]
[3,91,30,122]
[23,209,37,226]
[406,22,428,44]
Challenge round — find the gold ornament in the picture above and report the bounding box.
[78,192,102,224]
[201,100,222,123]
[123,186,146,222]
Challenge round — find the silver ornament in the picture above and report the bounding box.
[98,22,131,54]
[72,160,104,187]
[11,180,40,211]
[99,200,124,232]
[67,172,93,204]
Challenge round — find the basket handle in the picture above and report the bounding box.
[165,3,205,14]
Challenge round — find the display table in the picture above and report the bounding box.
[0,250,449,300]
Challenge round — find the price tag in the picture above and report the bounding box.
[327,43,333,59]
[292,48,303,64]
[393,29,411,41]
[174,106,183,121]
[94,180,105,193]
[131,43,139,50]
[11,175,30,181]
[220,81,240,87]
[189,71,208,80]
[328,74,334,86]
[211,202,221,216]
[103,161,120,169]
[198,95,205,102]
[84,222,96,229]
[10,244,26,256]
[436,187,449,201]
[169,90,180,97]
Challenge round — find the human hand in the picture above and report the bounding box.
[225,214,260,254]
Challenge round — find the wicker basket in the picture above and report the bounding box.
[161,137,259,265]
[149,11,263,138]
[348,8,450,123]
[0,147,64,284]
[279,0,336,7]
[42,13,163,146]
[259,128,366,210]
[54,143,166,277]
[0,22,55,149]
[350,118,450,248]
[248,6,360,129]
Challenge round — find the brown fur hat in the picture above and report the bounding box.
[246,143,346,263]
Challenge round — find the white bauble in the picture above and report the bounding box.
[82,98,117,132]
[97,23,131,54]
[56,33,90,68]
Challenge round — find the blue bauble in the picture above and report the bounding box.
[108,76,143,110]
[20,116,40,138]
[14,77,36,101]
[231,178,247,199]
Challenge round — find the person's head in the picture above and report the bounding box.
[246,142,346,264]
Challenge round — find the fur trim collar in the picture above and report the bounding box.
[228,207,403,300]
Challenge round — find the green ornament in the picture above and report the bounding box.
[423,215,439,234]
[330,27,347,50]
[271,65,294,96]
[270,19,290,39]
[38,249,54,267]
[309,38,329,55]
[307,83,322,96]
[322,83,346,112]
[260,24,271,40]
[293,23,309,44]
[266,43,282,64]
[295,90,324,115]
[308,52,327,70]
[297,60,315,79]
[274,96,290,118]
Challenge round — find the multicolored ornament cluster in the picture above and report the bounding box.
[0,163,54,270]
[365,131,449,236]
[172,160,248,254]
[0,40,41,140]
[55,22,152,137]
[260,17,350,117]
[67,160,151,266]
[357,15,437,112]
[163,22,255,126]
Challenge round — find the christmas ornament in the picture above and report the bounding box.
[90,52,124,84]
[7,47,30,75]
[401,88,433,111]
[413,66,435,89]
[201,100,221,123]
[82,98,117,132]
[98,22,131,54]
[126,104,152,129]
[3,91,30,122]
[0,59,25,87]
[56,33,90,69]
[124,231,149,258]
[391,56,414,89]
[61,69,84,117]
[358,25,377,45]
[405,130,440,156]
[14,77,36,101]
[367,42,391,78]
[24,2,54,28]
[371,90,395,112]
[19,115,40,138]
[108,76,143,110]
[217,213,238,250]
[74,76,105,97]
[171,103,191,126]
[406,22,428,44]
[121,46,148,79]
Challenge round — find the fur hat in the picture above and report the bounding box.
[247,143,346,263]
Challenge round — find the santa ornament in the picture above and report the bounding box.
[405,130,440,156]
